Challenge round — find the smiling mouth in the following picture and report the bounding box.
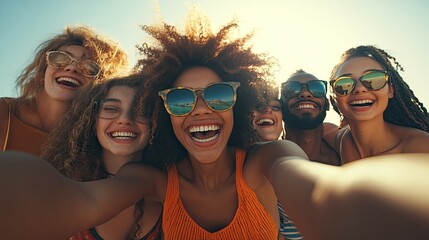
[296,104,316,110]
[110,131,137,140]
[189,124,220,143]
[349,99,374,107]
[255,118,274,126]
[56,77,82,88]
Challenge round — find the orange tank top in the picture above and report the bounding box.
[162,148,278,240]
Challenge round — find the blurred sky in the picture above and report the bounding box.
[1,0,428,124]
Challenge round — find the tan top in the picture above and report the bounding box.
[1,98,47,156]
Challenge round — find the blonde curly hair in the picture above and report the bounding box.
[16,25,129,103]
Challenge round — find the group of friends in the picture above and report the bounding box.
[1,9,429,240]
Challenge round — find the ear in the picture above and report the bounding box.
[388,83,394,99]
[324,97,330,111]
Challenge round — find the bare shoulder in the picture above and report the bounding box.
[245,140,309,176]
[117,162,168,202]
[323,122,339,132]
[398,127,429,153]
[323,122,339,147]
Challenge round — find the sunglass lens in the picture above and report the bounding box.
[166,89,195,116]
[334,78,355,95]
[307,81,327,98]
[204,84,235,111]
[283,82,302,98]
[48,52,71,68]
[78,61,101,77]
[361,72,387,90]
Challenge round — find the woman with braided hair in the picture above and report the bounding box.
[328,45,429,164]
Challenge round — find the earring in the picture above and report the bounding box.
[281,128,286,140]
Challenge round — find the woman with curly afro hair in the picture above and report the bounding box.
[2,11,429,240]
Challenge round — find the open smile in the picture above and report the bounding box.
[188,124,220,143]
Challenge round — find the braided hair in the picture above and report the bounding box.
[330,45,429,132]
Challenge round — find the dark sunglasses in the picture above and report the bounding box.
[94,99,149,124]
[46,51,101,78]
[158,82,240,116]
[281,80,327,99]
[330,70,389,96]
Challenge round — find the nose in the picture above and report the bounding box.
[191,94,212,116]
[298,85,313,98]
[116,110,133,125]
[63,60,80,75]
[352,80,367,94]
[261,105,272,113]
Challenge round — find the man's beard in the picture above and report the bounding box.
[282,107,326,130]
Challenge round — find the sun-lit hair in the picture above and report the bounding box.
[16,25,129,105]
[134,10,275,165]
[330,45,429,132]
[252,77,279,112]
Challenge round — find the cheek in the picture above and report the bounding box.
[95,120,108,143]
[170,116,184,138]
[44,67,55,83]
[138,124,151,145]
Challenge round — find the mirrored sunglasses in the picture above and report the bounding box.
[94,99,149,124]
[158,81,240,116]
[330,70,388,96]
[281,80,327,99]
[46,51,101,78]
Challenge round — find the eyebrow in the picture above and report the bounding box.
[335,69,385,79]
[61,50,90,59]
[101,98,121,103]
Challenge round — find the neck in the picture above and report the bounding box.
[347,117,397,158]
[286,125,324,147]
[180,148,235,191]
[35,92,69,132]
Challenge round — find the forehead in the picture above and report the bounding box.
[335,57,384,78]
[287,73,318,84]
[57,45,91,58]
[105,86,136,100]
[174,67,222,88]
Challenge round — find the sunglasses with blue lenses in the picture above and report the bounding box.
[281,80,327,99]
[158,82,240,116]
[330,70,389,96]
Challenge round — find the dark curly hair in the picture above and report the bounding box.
[42,74,161,239]
[42,74,158,179]
[134,11,276,166]
[329,45,429,132]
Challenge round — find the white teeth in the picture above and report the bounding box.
[256,118,274,125]
[349,99,374,105]
[297,104,315,109]
[111,131,137,139]
[189,125,220,133]
[57,77,81,87]
[192,134,219,143]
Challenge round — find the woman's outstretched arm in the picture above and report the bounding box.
[268,152,429,240]
[0,151,153,240]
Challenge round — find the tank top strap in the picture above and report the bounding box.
[338,126,350,165]
[234,148,246,178]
